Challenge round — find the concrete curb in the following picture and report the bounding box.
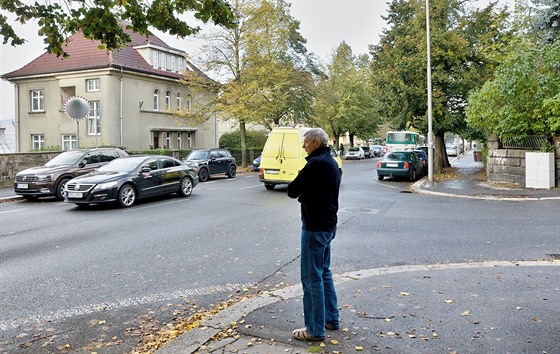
[411,178,560,201]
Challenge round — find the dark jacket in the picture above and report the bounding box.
[287,146,341,232]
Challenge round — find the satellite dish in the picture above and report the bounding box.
[64,96,90,121]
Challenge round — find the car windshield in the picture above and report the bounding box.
[186,150,209,160]
[385,152,409,161]
[45,151,85,166]
[362,147,370,150]
[349,147,360,152]
[372,145,382,149]
[96,158,142,173]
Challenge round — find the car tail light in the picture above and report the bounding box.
[376,161,381,168]
[404,162,410,169]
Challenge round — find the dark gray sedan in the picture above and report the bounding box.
[64,155,198,208]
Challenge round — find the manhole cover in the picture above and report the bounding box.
[339,207,380,215]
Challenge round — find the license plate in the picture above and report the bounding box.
[17,183,28,189]
[265,169,279,175]
[386,163,399,167]
[68,192,83,198]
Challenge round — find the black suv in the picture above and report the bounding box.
[14,148,128,200]
[183,148,237,182]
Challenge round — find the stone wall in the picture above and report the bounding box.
[0,152,62,188]
[487,136,560,187]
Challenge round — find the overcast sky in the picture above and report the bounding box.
[0,0,390,120]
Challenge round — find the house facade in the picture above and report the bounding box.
[2,24,227,152]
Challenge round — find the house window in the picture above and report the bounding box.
[187,132,192,148]
[88,101,101,135]
[153,89,159,110]
[176,92,181,111]
[31,89,44,112]
[31,134,44,150]
[160,52,166,70]
[170,56,176,72]
[152,50,159,68]
[186,94,192,110]
[177,133,182,149]
[165,91,171,109]
[178,57,184,72]
[62,134,77,150]
[86,78,100,92]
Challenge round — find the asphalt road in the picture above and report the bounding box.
[1,158,558,353]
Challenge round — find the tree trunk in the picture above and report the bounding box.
[240,119,247,168]
[433,133,450,174]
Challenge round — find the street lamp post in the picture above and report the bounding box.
[426,0,434,182]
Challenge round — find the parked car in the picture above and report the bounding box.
[253,155,261,171]
[361,146,373,158]
[345,147,365,160]
[183,148,237,182]
[371,145,384,157]
[413,149,428,176]
[446,145,458,157]
[14,148,128,201]
[64,155,198,208]
[376,151,424,181]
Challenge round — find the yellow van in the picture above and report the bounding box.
[258,127,342,190]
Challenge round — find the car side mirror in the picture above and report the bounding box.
[140,167,151,173]
[79,159,87,167]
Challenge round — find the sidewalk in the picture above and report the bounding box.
[157,153,560,354]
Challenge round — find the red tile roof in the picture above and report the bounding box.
[3,25,204,80]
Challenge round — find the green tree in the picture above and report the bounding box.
[314,42,379,146]
[178,0,316,167]
[219,129,268,149]
[466,39,560,138]
[369,0,510,173]
[532,0,560,42]
[1,0,235,57]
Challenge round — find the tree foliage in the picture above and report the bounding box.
[466,39,560,138]
[314,43,379,146]
[0,0,236,57]
[178,0,316,166]
[531,0,560,43]
[369,0,511,172]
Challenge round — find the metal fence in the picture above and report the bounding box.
[500,135,550,150]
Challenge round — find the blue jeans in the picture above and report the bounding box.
[300,229,339,338]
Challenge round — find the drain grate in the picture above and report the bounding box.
[546,254,560,260]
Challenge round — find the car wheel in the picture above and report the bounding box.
[226,165,236,178]
[410,169,417,181]
[264,183,275,190]
[118,184,136,208]
[378,175,384,180]
[198,168,209,182]
[56,177,71,200]
[179,177,193,197]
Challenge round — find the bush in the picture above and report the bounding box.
[219,130,268,150]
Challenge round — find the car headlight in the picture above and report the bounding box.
[36,174,54,181]
[94,181,119,190]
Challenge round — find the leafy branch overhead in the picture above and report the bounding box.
[0,0,237,57]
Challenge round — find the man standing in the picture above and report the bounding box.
[287,128,341,341]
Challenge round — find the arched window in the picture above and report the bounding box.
[165,91,171,109]
[153,89,159,111]
[176,92,182,111]
[186,94,192,110]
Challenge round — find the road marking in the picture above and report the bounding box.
[0,282,255,331]
[240,184,263,190]
[0,208,25,215]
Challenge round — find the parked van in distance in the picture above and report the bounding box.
[258,127,342,190]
